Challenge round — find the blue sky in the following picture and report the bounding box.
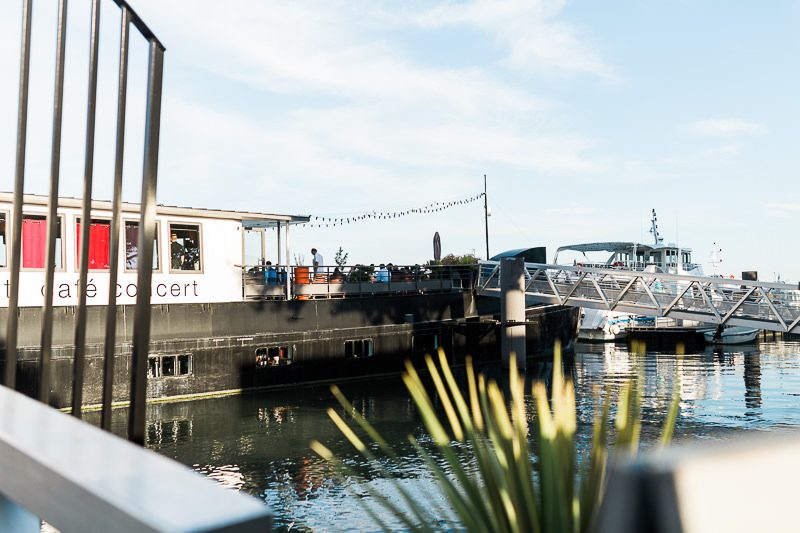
[2,1,799,279]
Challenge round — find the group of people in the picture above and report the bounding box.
[256,247,428,285]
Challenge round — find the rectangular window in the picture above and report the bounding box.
[0,212,6,268]
[75,218,111,270]
[345,339,374,359]
[169,223,202,272]
[21,214,63,269]
[256,346,291,367]
[162,356,176,377]
[148,358,161,379]
[178,354,192,375]
[413,333,439,356]
[124,220,160,271]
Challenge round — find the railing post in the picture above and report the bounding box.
[500,257,526,370]
[3,0,33,390]
[129,39,164,445]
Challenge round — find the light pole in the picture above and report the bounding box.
[483,174,490,259]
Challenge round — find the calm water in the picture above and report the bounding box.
[89,340,800,531]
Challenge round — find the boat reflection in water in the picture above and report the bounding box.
[86,340,800,531]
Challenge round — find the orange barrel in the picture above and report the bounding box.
[295,266,311,284]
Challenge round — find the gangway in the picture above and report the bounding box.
[477,261,800,334]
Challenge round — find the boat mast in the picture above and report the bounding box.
[649,209,663,246]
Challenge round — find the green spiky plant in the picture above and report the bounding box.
[311,340,681,532]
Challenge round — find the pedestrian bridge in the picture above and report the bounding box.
[477,261,800,334]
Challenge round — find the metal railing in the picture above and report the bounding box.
[478,261,800,333]
[3,0,162,444]
[242,263,478,300]
[0,1,275,530]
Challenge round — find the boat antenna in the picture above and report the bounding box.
[649,209,663,246]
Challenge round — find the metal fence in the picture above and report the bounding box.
[0,1,274,530]
[242,263,478,299]
[3,0,162,444]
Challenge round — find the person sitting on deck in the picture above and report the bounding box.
[330,267,345,282]
[265,261,278,285]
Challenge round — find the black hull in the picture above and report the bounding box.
[1,293,579,408]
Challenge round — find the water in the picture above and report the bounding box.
[89,339,800,531]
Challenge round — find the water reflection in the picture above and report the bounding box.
[86,339,800,531]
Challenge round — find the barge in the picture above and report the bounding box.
[0,193,578,408]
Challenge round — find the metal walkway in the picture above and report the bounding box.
[477,261,800,334]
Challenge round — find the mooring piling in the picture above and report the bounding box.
[500,257,526,370]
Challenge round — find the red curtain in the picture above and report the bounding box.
[22,217,46,268]
[76,221,110,270]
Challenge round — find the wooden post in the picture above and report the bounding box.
[500,257,526,369]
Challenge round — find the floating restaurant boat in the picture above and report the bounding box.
[554,210,704,342]
[0,192,579,409]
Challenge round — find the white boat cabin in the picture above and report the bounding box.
[553,241,703,276]
[553,210,704,276]
[0,192,309,308]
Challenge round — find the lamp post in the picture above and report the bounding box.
[483,174,490,260]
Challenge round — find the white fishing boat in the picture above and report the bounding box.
[557,210,704,342]
[703,326,760,345]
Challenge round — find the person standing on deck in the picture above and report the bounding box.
[170,234,185,270]
[311,248,324,280]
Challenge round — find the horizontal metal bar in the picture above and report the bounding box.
[480,261,800,291]
[0,385,271,531]
[108,0,165,49]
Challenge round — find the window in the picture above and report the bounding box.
[148,358,160,378]
[345,339,374,359]
[148,354,192,379]
[75,218,110,270]
[162,356,176,376]
[413,333,439,356]
[21,214,63,269]
[169,223,202,271]
[255,346,292,367]
[124,220,160,271]
[178,354,192,375]
[0,212,6,268]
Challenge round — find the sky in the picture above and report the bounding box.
[1,0,799,280]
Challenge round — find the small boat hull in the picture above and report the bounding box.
[703,327,760,345]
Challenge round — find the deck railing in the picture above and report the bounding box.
[242,263,478,300]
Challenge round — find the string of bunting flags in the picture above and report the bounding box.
[303,192,485,228]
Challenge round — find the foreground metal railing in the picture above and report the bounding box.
[0,385,272,532]
[477,261,800,333]
[3,0,162,445]
[1,1,274,530]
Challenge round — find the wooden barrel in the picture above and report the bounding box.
[295,266,311,284]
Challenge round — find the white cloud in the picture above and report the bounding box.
[687,118,766,137]
[414,0,619,81]
[762,202,800,219]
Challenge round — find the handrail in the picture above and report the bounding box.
[477,260,800,333]
[241,263,479,299]
[0,384,271,532]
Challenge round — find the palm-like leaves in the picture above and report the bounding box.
[311,342,679,532]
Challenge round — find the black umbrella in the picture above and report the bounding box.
[433,232,441,261]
